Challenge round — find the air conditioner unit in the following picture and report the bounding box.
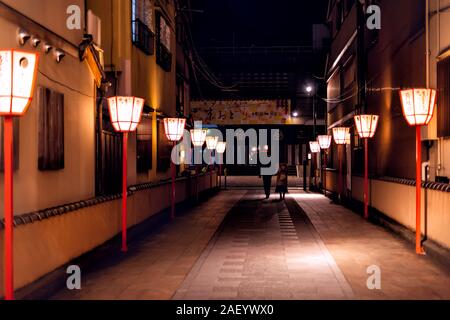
[87,10,101,47]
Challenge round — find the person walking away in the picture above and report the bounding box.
[262,174,272,199]
[276,164,288,200]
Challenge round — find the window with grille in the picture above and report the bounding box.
[132,0,155,55]
[156,12,172,71]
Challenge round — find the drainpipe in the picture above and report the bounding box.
[436,0,443,178]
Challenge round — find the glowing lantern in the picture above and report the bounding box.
[163,118,186,142]
[107,96,144,132]
[345,132,351,145]
[400,88,437,126]
[354,114,379,138]
[333,127,350,145]
[317,135,332,149]
[190,129,207,147]
[0,49,38,116]
[107,96,145,253]
[309,141,320,153]
[216,142,226,154]
[206,136,219,150]
[399,88,438,255]
[0,49,38,301]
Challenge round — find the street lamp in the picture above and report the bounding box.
[107,96,144,252]
[216,142,226,188]
[400,88,437,255]
[354,114,379,219]
[309,141,320,190]
[163,118,186,220]
[190,128,207,201]
[333,127,350,201]
[0,49,38,300]
[318,135,332,195]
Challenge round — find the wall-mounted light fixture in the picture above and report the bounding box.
[54,49,65,63]
[31,38,41,48]
[44,44,53,54]
[17,29,31,46]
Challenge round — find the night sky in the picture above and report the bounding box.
[191,0,329,47]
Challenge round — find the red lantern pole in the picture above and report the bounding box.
[121,132,128,252]
[338,145,342,201]
[364,138,369,219]
[219,164,222,188]
[416,126,424,254]
[171,141,176,220]
[323,151,327,196]
[4,116,14,300]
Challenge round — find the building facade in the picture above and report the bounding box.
[325,0,450,250]
[0,0,213,297]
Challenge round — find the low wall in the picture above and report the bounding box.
[352,176,450,250]
[0,172,217,296]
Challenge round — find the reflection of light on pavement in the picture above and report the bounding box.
[288,193,325,200]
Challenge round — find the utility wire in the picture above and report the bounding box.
[38,70,94,98]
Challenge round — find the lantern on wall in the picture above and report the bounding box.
[399,88,437,255]
[332,127,350,145]
[0,49,38,301]
[107,96,144,132]
[309,141,320,153]
[163,118,186,142]
[353,114,380,220]
[107,96,145,253]
[317,135,332,149]
[163,118,186,220]
[190,128,207,147]
[354,114,379,139]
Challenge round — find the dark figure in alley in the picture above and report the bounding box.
[276,164,288,200]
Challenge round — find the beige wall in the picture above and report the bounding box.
[88,0,177,185]
[1,0,85,46]
[0,7,96,218]
[352,176,450,250]
[0,173,217,296]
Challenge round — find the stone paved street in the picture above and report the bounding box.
[51,190,450,300]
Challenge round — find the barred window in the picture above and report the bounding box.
[132,0,153,32]
[159,15,171,52]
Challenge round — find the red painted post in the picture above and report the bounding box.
[416,126,425,254]
[364,138,369,219]
[323,152,327,196]
[196,166,199,202]
[121,132,128,252]
[171,141,176,220]
[218,164,222,188]
[339,145,342,201]
[4,116,14,300]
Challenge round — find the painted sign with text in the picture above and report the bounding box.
[191,100,291,125]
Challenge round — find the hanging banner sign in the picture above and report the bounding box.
[190,100,291,125]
